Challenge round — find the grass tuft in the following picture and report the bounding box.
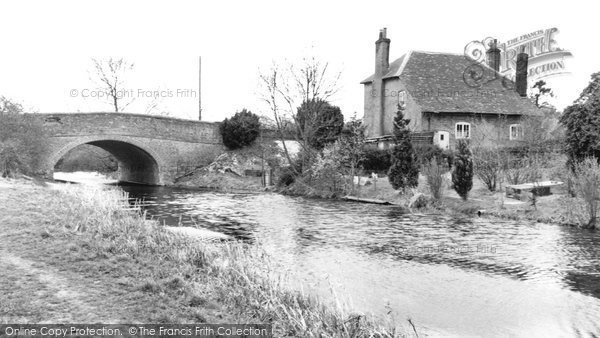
[188,295,208,307]
[139,280,162,294]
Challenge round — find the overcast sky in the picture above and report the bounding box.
[0,0,597,122]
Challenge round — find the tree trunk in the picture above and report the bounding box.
[113,95,119,113]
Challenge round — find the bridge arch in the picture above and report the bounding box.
[49,136,166,185]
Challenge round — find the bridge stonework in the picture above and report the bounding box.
[33,113,225,185]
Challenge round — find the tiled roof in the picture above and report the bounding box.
[360,54,407,84]
[361,51,542,116]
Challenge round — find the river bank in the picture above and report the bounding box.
[0,178,406,336]
[171,166,587,230]
[341,172,591,229]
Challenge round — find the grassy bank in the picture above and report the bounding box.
[0,178,407,337]
[175,171,266,192]
[174,143,279,193]
[351,172,589,227]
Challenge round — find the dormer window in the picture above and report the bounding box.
[455,122,471,139]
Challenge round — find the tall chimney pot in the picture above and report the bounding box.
[515,45,529,97]
[486,39,501,73]
[375,27,391,76]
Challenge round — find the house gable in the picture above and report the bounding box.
[379,77,424,135]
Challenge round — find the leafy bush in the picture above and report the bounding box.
[504,167,534,186]
[549,159,577,197]
[296,99,344,150]
[424,158,446,200]
[309,143,345,196]
[559,195,590,226]
[293,148,317,175]
[277,166,296,187]
[220,109,260,150]
[281,118,366,197]
[442,149,455,169]
[360,147,391,172]
[414,144,454,169]
[503,155,542,185]
[572,157,600,229]
[0,141,24,177]
[452,140,473,200]
[388,105,419,190]
[473,147,503,191]
[560,72,600,164]
[0,97,48,177]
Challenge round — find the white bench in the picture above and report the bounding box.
[506,181,564,200]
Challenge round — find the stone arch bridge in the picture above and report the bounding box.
[33,113,225,185]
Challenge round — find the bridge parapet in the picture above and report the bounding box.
[31,112,222,144]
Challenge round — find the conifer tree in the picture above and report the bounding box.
[388,104,419,190]
[452,140,473,200]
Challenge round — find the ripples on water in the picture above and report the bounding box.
[121,185,600,336]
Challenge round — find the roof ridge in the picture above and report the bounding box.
[409,50,465,56]
[471,57,515,84]
[410,50,515,83]
[395,51,412,77]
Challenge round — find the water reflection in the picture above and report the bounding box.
[120,184,600,336]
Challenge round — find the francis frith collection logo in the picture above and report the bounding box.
[463,27,572,88]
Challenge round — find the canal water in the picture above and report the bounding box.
[115,184,600,336]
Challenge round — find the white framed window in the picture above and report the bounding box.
[510,124,523,140]
[455,122,471,139]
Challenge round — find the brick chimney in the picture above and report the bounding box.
[367,28,392,138]
[375,28,390,76]
[515,46,529,97]
[486,39,501,73]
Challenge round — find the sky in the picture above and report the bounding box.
[0,0,598,122]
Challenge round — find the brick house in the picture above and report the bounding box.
[361,28,542,150]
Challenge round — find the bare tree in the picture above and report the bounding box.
[258,56,341,173]
[142,87,173,117]
[259,65,296,171]
[339,115,366,194]
[470,115,510,191]
[91,58,134,112]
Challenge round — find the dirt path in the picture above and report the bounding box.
[0,249,103,323]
